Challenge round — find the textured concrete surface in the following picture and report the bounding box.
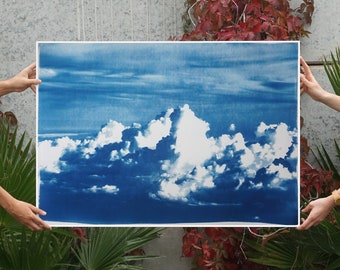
[141,228,192,269]
[298,0,340,166]
[0,1,338,269]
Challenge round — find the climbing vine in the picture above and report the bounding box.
[181,0,314,41]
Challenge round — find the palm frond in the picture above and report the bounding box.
[246,215,340,269]
[312,140,340,181]
[0,227,73,270]
[74,227,162,270]
[0,120,36,227]
[323,47,340,95]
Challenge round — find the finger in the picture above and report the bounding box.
[24,62,37,72]
[301,204,312,213]
[300,74,312,88]
[297,219,313,230]
[29,204,47,216]
[296,222,306,230]
[34,220,51,230]
[29,78,41,85]
[30,85,36,93]
[300,57,312,78]
[30,215,52,231]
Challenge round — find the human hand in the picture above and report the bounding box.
[300,57,327,101]
[6,63,41,93]
[7,199,51,231]
[296,195,334,230]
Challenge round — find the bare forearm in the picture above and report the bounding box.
[318,91,340,112]
[0,186,16,212]
[0,80,13,97]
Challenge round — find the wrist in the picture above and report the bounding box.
[331,189,340,206]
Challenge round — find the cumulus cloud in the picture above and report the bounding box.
[84,120,126,156]
[156,105,257,202]
[239,122,293,178]
[39,137,80,173]
[39,104,298,204]
[135,108,173,149]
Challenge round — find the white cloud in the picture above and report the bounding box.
[84,120,126,156]
[39,68,57,78]
[249,181,263,189]
[110,141,131,162]
[240,122,293,178]
[289,142,298,159]
[235,177,245,190]
[215,163,226,174]
[84,185,119,194]
[135,108,173,150]
[158,165,215,202]
[158,179,189,202]
[138,74,167,83]
[39,137,80,173]
[39,104,298,204]
[267,163,294,180]
[155,106,298,202]
[156,105,228,201]
[266,163,297,189]
[171,104,217,172]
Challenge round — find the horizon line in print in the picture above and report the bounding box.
[37,41,300,226]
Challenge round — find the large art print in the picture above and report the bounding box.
[37,41,300,226]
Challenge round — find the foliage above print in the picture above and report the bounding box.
[181,0,314,41]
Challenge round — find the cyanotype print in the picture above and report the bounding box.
[37,42,299,226]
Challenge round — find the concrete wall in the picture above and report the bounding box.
[0,1,339,270]
[298,0,340,164]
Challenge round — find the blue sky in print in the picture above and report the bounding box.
[37,42,299,226]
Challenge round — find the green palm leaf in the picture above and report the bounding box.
[0,120,36,228]
[245,211,340,269]
[323,47,340,95]
[0,227,73,270]
[74,227,162,270]
[312,140,340,181]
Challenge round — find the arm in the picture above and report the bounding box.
[300,57,340,112]
[296,192,335,230]
[0,186,51,231]
[0,63,41,96]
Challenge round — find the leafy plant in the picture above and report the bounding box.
[0,228,73,270]
[245,210,340,269]
[243,131,339,269]
[0,119,36,228]
[182,227,266,269]
[323,47,340,95]
[312,140,340,181]
[181,0,314,41]
[74,227,162,270]
[182,129,337,269]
